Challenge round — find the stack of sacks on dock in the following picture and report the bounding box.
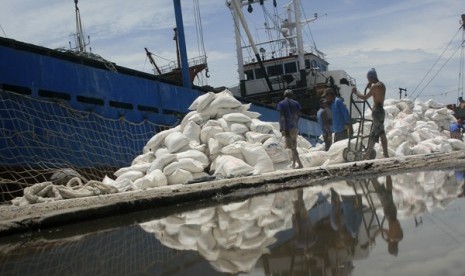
[139,191,295,274]
[106,89,312,191]
[320,98,465,164]
[374,98,465,156]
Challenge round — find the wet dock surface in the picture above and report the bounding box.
[0,154,465,275]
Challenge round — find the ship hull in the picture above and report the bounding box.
[0,37,321,173]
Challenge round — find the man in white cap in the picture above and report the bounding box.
[352,68,389,159]
[277,89,303,169]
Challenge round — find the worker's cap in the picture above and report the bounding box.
[322,88,335,97]
[367,68,377,79]
[284,89,294,96]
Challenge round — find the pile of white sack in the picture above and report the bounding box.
[316,98,465,165]
[105,89,313,191]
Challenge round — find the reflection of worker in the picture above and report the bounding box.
[456,170,465,198]
[352,68,389,159]
[277,89,303,169]
[324,88,352,142]
[317,98,332,150]
[292,189,317,250]
[330,188,363,240]
[371,175,403,256]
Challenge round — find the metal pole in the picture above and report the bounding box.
[173,0,191,88]
[293,0,306,88]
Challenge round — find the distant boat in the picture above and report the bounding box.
[227,0,357,117]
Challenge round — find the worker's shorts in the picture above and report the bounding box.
[370,106,386,142]
[284,128,299,149]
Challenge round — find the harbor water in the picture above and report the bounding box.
[1,168,464,276]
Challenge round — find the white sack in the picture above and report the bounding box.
[300,151,328,168]
[114,163,151,178]
[209,90,242,110]
[208,137,222,156]
[148,154,177,173]
[166,169,194,185]
[143,127,180,153]
[240,144,274,174]
[182,121,201,145]
[263,137,290,163]
[215,132,245,145]
[222,112,252,123]
[134,169,167,189]
[245,132,272,144]
[214,155,254,178]
[165,132,190,153]
[163,158,205,175]
[188,92,216,112]
[250,119,275,134]
[200,125,223,144]
[230,123,249,134]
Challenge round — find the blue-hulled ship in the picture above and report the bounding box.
[0,0,326,198]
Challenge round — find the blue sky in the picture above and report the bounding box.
[1,0,464,105]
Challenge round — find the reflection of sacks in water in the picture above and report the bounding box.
[138,192,294,274]
[374,171,462,219]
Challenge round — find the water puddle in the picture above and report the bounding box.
[1,169,465,276]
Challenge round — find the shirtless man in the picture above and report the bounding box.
[352,68,389,159]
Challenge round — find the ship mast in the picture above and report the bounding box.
[459,14,465,104]
[292,0,306,90]
[74,0,88,52]
[173,0,191,88]
[229,0,274,95]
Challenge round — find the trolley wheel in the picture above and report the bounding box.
[343,148,358,162]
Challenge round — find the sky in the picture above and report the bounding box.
[0,0,464,105]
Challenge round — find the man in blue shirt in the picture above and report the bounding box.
[323,88,352,142]
[450,117,464,140]
[277,89,303,169]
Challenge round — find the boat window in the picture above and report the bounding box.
[109,100,133,110]
[38,89,71,101]
[137,105,159,113]
[305,59,311,69]
[311,60,318,69]
[320,63,327,71]
[284,62,297,74]
[267,64,283,77]
[245,70,254,80]
[1,83,31,95]
[254,68,266,79]
[77,95,104,106]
